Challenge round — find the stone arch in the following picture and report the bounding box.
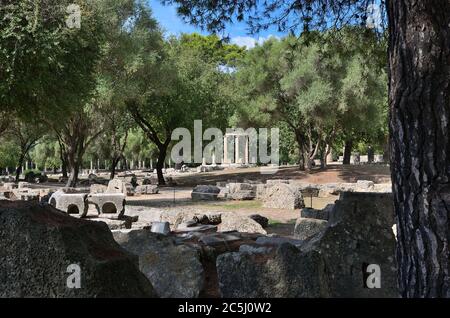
[101,202,117,214]
[67,204,79,215]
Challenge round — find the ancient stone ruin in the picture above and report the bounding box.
[0,201,156,298]
[0,172,399,298]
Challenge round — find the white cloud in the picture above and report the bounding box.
[231,35,279,49]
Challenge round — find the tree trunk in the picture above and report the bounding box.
[382,134,390,163]
[59,147,69,178]
[388,0,450,297]
[66,147,83,188]
[295,132,307,170]
[110,157,118,180]
[156,145,168,185]
[303,149,313,171]
[15,153,25,182]
[321,144,331,169]
[66,163,79,188]
[343,139,353,165]
[61,158,68,178]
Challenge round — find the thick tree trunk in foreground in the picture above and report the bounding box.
[343,139,353,165]
[388,0,450,297]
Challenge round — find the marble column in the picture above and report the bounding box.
[235,135,240,164]
[223,135,228,164]
[244,136,249,164]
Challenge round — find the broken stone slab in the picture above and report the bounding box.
[202,212,222,224]
[262,183,305,210]
[255,184,267,199]
[9,188,41,201]
[0,201,156,297]
[300,206,332,220]
[135,185,159,195]
[93,217,132,230]
[87,193,126,218]
[293,218,328,240]
[317,183,354,197]
[216,243,328,298]
[141,177,158,185]
[228,182,255,192]
[249,214,269,228]
[3,183,17,190]
[227,190,256,200]
[239,244,273,254]
[49,191,88,217]
[373,183,392,193]
[355,180,375,191]
[18,182,32,189]
[265,179,290,185]
[226,182,257,200]
[117,174,138,188]
[199,232,242,246]
[196,165,214,173]
[174,231,207,243]
[255,236,304,247]
[90,184,107,194]
[300,192,398,297]
[106,178,128,195]
[328,192,395,226]
[127,209,223,230]
[181,219,198,227]
[112,229,204,298]
[218,212,267,235]
[191,185,220,201]
[151,221,171,235]
[132,222,152,230]
[175,224,218,233]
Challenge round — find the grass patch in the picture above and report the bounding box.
[215,200,263,210]
[268,219,297,226]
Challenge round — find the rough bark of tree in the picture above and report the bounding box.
[14,154,25,182]
[110,158,119,180]
[156,144,169,185]
[66,142,84,188]
[57,139,68,178]
[343,139,353,165]
[321,143,331,168]
[109,130,129,180]
[388,0,450,297]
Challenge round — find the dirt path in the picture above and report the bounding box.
[171,164,391,187]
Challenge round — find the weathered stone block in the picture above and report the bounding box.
[87,193,126,218]
[113,229,204,298]
[293,218,328,240]
[191,185,220,201]
[0,201,156,297]
[262,183,305,209]
[49,191,88,217]
[217,243,328,298]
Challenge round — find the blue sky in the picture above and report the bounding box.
[148,0,284,48]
